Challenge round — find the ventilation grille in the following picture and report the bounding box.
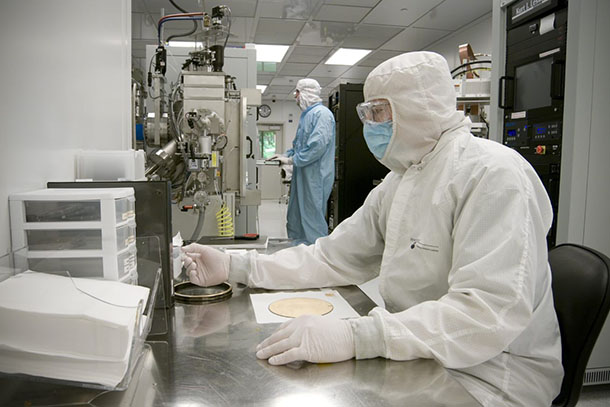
[584,368,610,385]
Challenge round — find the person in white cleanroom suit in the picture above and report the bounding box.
[183,52,563,406]
[271,78,335,245]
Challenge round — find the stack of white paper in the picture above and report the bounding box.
[0,271,149,387]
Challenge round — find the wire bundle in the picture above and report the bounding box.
[451,60,492,79]
[157,12,204,44]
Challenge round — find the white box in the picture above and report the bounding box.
[76,150,145,181]
[9,188,136,281]
[24,221,135,252]
[24,244,137,281]
[454,78,491,98]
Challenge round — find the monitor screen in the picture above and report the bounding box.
[514,57,553,112]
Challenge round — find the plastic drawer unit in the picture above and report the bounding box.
[9,188,137,281]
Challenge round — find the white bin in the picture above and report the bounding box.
[9,188,137,281]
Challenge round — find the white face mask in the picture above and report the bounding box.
[295,92,306,110]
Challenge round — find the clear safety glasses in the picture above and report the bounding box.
[356,99,392,124]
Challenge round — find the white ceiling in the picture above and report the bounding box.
[132,0,492,100]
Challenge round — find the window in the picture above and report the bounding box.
[259,130,277,159]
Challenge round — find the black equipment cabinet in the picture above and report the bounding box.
[501,0,568,248]
[327,83,389,231]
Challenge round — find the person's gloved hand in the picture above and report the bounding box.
[256,315,355,365]
[269,154,293,166]
[181,243,230,287]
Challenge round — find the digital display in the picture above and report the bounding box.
[536,126,547,134]
[507,130,517,137]
[515,57,553,111]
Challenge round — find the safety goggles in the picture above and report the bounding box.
[356,99,392,123]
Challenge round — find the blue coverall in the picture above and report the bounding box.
[285,102,336,245]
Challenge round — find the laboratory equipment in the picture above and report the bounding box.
[173,281,232,303]
[493,0,610,386]
[143,5,261,242]
[452,43,491,139]
[499,0,567,247]
[327,84,388,231]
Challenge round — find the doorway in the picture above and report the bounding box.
[257,124,284,200]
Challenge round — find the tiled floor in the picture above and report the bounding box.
[256,200,610,406]
[579,383,610,406]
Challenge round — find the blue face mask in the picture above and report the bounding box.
[363,121,393,159]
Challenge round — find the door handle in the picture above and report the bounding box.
[499,76,514,109]
[246,136,253,159]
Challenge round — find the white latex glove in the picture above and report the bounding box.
[181,243,230,287]
[256,315,355,365]
[269,154,293,165]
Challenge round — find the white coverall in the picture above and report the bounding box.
[229,52,563,406]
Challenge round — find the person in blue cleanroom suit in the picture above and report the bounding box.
[271,78,335,245]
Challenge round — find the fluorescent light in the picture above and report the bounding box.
[256,85,267,93]
[167,41,202,48]
[325,48,371,66]
[254,44,289,63]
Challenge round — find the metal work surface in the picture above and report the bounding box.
[0,284,481,406]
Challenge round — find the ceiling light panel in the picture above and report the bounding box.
[167,41,201,48]
[362,0,444,27]
[341,25,403,49]
[254,18,305,45]
[412,0,493,31]
[255,44,289,62]
[313,5,371,23]
[325,48,371,65]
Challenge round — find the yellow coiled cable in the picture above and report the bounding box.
[216,203,234,237]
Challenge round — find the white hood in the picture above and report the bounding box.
[296,78,322,110]
[363,52,467,174]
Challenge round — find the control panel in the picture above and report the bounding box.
[504,119,562,247]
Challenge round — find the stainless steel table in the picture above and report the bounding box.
[0,283,482,406]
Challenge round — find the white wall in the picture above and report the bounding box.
[0,0,132,256]
[426,13,493,69]
[258,100,302,154]
[558,0,610,256]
